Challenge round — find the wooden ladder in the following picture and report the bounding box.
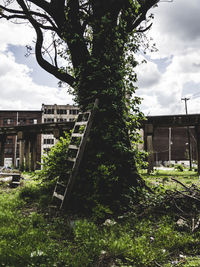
[52,99,98,209]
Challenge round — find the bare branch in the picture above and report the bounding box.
[136,22,153,33]
[0,3,61,35]
[53,39,58,68]
[16,0,75,87]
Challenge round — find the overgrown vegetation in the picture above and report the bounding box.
[0,0,161,212]
[0,169,200,266]
[38,132,71,186]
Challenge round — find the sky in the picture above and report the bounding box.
[0,0,200,115]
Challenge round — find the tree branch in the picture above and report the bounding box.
[123,0,159,32]
[0,3,61,35]
[65,0,90,69]
[16,0,76,87]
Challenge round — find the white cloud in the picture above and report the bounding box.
[135,0,200,115]
[148,0,200,58]
[0,52,73,110]
[0,21,34,52]
[136,60,161,89]
[0,16,74,110]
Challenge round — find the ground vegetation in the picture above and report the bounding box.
[0,170,200,266]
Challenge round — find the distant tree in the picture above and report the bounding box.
[0,0,159,213]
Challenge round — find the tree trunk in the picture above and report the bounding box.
[69,21,144,214]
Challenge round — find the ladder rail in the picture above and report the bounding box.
[52,99,99,209]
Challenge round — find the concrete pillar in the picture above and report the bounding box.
[18,131,24,171]
[25,139,31,171]
[144,124,154,174]
[195,126,200,174]
[30,134,37,171]
[13,135,18,168]
[19,140,25,171]
[0,135,6,167]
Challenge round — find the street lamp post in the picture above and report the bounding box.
[181,97,192,170]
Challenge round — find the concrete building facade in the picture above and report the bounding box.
[41,104,79,154]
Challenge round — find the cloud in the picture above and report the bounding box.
[0,17,74,110]
[0,52,73,110]
[136,60,161,89]
[149,0,200,58]
[134,0,200,115]
[0,21,34,52]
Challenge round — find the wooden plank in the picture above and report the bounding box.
[71,133,83,138]
[75,121,87,126]
[56,182,67,187]
[53,192,64,201]
[67,157,76,162]
[68,145,79,150]
[0,172,20,175]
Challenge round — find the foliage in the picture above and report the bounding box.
[175,164,184,172]
[38,132,71,185]
[127,97,148,169]
[1,172,200,266]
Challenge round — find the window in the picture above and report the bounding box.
[57,118,64,122]
[3,118,14,125]
[6,138,13,144]
[43,148,51,154]
[44,108,54,114]
[43,139,54,145]
[18,118,26,125]
[57,109,67,115]
[29,119,38,124]
[44,118,54,123]
[5,148,13,154]
[69,109,79,115]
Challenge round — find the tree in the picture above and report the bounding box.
[0,0,159,213]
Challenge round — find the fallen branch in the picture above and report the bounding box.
[171,177,190,190]
[175,189,200,202]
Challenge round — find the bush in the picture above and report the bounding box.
[175,164,184,172]
[38,132,71,184]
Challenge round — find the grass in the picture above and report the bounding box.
[0,170,200,266]
[141,168,200,190]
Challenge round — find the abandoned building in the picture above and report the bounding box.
[143,114,200,173]
[41,104,79,154]
[1,109,200,173]
[0,110,42,168]
[0,104,79,169]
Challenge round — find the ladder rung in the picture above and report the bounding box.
[68,145,79,150]
[72,133,83,138]
[67,157,76,162]
[75,121,88,126]
[56,182,67,187]
[78,112,91,116]
[53,192,64,201]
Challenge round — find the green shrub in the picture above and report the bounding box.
[19,184,40,201]
[175,164,184,172]
[38,132,71,184]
